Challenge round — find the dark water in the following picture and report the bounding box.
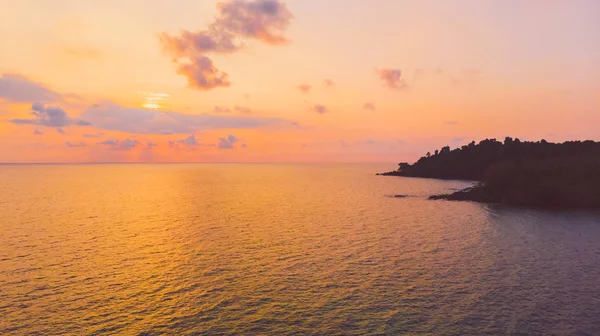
[1,164,599,335]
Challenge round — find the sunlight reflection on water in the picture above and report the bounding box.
[1,163,599,335]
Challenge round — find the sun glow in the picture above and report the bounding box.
[142,103,161,109]
[140,92,169,110]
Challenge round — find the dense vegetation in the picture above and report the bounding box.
[381,138,600,208]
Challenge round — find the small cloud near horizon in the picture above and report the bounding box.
[214,106,232,113]
[98,138,140,151]
[377,69,408,90]
[312,104,328,114]
[363,102,376,111]
[66,141,87,148]
[235,106,252,113]
[297,84,311,94]
[218,134,241,149]
[10,102,91,128]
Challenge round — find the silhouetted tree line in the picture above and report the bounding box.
[383,138,600,208]
[388,137,600,180]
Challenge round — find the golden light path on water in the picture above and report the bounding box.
[1,163,599,335]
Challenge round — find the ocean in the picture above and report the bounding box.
[1,163,599,335]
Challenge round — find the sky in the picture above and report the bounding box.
[0,0,599,163]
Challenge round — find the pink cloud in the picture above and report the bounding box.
[377,69,408,90]
[175,56,231,91]
[312,104,328,114]
[159,0,293,91]
[363,102,376,111]
[297,84,311,94]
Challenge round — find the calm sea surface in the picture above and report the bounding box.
[1,164,599,335]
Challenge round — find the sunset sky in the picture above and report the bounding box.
[1,0,598,162]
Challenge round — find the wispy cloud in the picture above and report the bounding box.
[159,0,293,90]
[297,84,311,94]
[324,79,335,87]
[81,103,291,134]
[98,138,140,151]
[66,141,87,148]
[168,135,215,150]
[0,74,62,103]
[10,103,90,128]
[83,132,105,138]
[363,102,376,111]
[235,106,252,113]
[214,106,232,113]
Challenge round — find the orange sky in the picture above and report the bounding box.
[1,0,599,163]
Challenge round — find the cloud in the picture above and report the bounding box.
[312,104,328,114]
[159,0,293,90]
[33,129,43,135]
[377,69,408,90]
[179,135,199,146]
[215,0,294,44]
[98,139,117,146]
[297,84,311,94]
[147,141,158,147]
[57,128,66,134]
[66,141,87,148]
[10,103,91,128]
[443,121,459,125]
[235,106,252,113]
[324,79,335,87]
[175,56,231,90]
[218,134,241,149]
[363,102,376,111]
[98,138,140,151]
[83,132,105,138]
[169,135,212,150]
[214,106,232,113]
[0,74,62,103]
[81,103,291,134]
[214,105,252,114]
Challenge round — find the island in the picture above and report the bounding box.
[380,138,600,209]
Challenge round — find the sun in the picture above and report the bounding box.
[140,91,169,110]
[142,102,161,109]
